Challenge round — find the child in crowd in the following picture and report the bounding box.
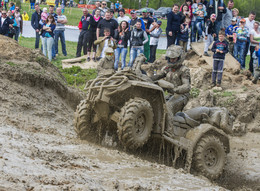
[225,17,238,56]
[40,7,48,25]
[252,44,260,84]
[204,14,216,56]
[193,3,207,42]
[94,28,117,61]
[22,11,29,21]
[233,18,249,69]
[211,31,229,87]
[148,20,162,63]
[179,18,190,52]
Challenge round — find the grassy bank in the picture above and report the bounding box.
[19,36,166,89]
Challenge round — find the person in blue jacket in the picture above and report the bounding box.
[31,3,42,49]
[211,31,229,87]
[252,44,260,84]
[225,17,238,56]
[166,4,182,47]
[0,10,14,37]
[41,15,56,61]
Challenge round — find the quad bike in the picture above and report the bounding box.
[74,66,234,180]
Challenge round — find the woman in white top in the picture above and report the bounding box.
[249,22,260,73]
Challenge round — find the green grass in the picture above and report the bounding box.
[19,36,166,89]
[5,62,17,66]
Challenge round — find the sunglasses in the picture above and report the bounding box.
[102,3,107,5]
[2,13,6,15]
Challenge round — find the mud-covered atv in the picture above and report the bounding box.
[74,68,233,180]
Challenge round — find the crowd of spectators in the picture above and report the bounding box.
[0,0,259,83]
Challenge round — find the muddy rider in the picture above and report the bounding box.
[97,46,115,76]
[151,45,191,115]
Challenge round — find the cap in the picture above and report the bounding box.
[157,20,162,25]
[142,9,147,13]
[240,18,246,23]
[231,17,237,21]
[210,13,216,19]
[130,10,136,14]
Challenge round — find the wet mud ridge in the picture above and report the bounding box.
[0,36,259,190]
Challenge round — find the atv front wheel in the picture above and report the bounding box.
[118,98,154,150]
[74,100,101,142]
[193,135,226,179]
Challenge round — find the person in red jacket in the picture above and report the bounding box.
[76,8,93,57]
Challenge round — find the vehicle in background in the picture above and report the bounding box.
[135,7,155,16]
[154,7,171,18]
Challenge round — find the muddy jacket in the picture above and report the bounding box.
[130,28,148,47]
[152,65,191,96]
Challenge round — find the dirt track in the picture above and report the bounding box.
[0,36,259,190]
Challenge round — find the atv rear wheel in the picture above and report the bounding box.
[118,98,154,150]
[193,135,226,179]
[74,100,101,142]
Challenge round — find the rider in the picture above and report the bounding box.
[97,46,115,76]
[151,45,191,115]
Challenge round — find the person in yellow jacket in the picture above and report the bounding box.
[22,11,29,21]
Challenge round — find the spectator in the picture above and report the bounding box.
[61,0,66,13]
[4,0,8,11]
[54,7,68,57]
[110,2,114,11]
[202,0,208,6]
[69,0,73,7]
[191,0,206,42]
[8,10,15,38]
[221,0,234,30]
[48,5,57,21]
[110,9,116,20]
[129,10,145,31]
[225,17,238,56]
[114,20,130,70]
[204,13,216,56]
[252,44,260,84]
[234,18,249,69]
[48,5,57,59]
[149,11,157,22]
[100,1,108,18]
[180,3,191,21]
[76,8,92,57]
[22,11,29,21]
[92,1,101,15]
[211,31,228,87]
[148,20,162,63]
[244,11,256,73]
[115,1,119,13]
[129,20,148,67]
[41,15,56,61]
[97,11,118,38]
[180,0,193,15]
[88,8,102,61]
[141,8,156,60]
[0,10,14,36]
[117,8,130,24]
[9,2,14,11]
[119,2,122,9]
[13,6,21,41]
[54,0,59,11]
[31,3,42,49]
[166,4,182,47]
[40,7,48,25]
[206,0,226,40]
[249,22,260,73]
[30,0,35,10]
[179,18,190,52]
[232,8,242,25]
[94,28,116,60]
[193,2,207,42]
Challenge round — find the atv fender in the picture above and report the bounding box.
[185,124,230,153]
